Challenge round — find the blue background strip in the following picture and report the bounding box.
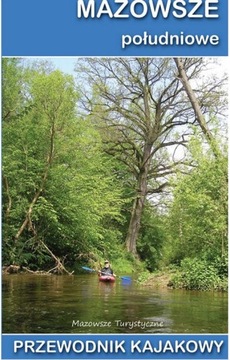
[2,0,228,56]
[2,334,228,359]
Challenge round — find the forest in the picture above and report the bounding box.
[2,58,228,291]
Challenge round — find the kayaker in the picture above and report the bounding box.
[99,260,116,277]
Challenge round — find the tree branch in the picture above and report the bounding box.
[174,58,221,158]
[15,119,56,241]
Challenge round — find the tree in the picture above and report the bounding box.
[137,203,165,271]
[2,62,124,270]
[2,58,26,122]
[75,58,226,255]
[174,58,227,158]
[14,70,77,241]
[164,137,227,265]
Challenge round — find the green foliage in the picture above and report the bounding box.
[2,61,125,269]
[136,271,150,284]
[161,137,228,292]
[171,257,227,291]
[137,205,165,271]
[212,253,228,278]
[2,58,25,122]
[163,138,227,265]
[2,59,228,292]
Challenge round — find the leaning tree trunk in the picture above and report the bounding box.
[126,144,152,254]
[174,58,221,158]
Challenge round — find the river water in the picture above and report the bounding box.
[2,274,227,334]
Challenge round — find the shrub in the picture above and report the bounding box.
[171,257,220,291]
[213,253,228,278]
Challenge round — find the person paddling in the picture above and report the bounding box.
[99,260,116,277]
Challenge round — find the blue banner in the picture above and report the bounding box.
[1,334,228,359]
[2,0,228,56]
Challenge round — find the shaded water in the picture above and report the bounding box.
[2,274,227,333]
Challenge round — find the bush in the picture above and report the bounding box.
[213,253,228,278]
[171,257,221,291]
[137,208,165,272]
[136,271,150,283]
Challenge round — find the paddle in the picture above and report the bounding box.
[81,266,131,282]
[82,266,96,273]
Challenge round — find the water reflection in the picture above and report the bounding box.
[2,274,227,334]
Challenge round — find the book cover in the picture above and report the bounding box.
[1,1,228,359]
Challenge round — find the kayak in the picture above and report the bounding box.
[99,275,116,282]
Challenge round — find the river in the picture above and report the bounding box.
[2,274,227,333]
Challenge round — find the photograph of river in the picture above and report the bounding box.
[2,57,228,336]
[2,274,227,334]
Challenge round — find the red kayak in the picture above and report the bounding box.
[99,275,116,282]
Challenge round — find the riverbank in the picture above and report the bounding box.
[141,270,173,289]
[142,267,228,292]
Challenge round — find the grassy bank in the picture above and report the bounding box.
[140,260,228,292]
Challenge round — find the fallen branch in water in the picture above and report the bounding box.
[39,239,74,276]
[2,265,51,275]
[2,239,74,276]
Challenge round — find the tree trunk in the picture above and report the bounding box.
[174,58,221,158]
[126,144,151,254]
[15,120,55,241]
[125,190,146,254]
[3,174,12,220]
